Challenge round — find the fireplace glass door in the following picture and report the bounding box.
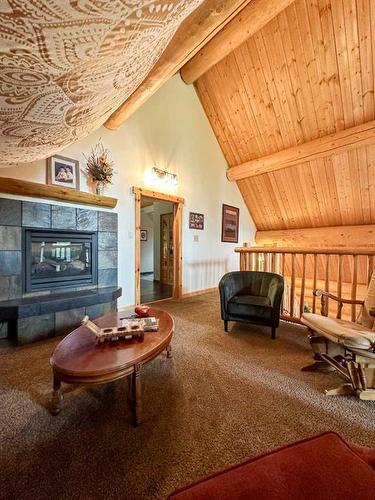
[24,230,97,292]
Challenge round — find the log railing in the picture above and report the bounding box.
[235,245,375,324]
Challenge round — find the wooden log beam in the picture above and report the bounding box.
[180,0,295,84]
[255,225,375,249]
[104,0,252,130]
[227,119,375,181]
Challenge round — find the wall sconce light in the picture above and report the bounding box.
[145,166,178,189]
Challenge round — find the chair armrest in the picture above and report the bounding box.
[313,289,364,306]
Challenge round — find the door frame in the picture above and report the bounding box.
[133,187,184,305]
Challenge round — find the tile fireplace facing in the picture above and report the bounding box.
[0,198,120,345]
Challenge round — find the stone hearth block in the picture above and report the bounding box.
[22,201,51,228]
[98,269,117,287]
[0,199,21,226]
[98,231,117,250]
[77,209,98,231]
[98,212,117,231]
[85,303,106,319]
[17,313,55,345]
[98,250,118,269]
[0,251,21,276]
[52,206,76,230]
[0,276,22,301]
[0,226,21,250]
[55,307,86,335]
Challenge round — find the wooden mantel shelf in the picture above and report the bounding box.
[0,177,117,208]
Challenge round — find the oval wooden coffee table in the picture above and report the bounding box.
[50,308,173,426]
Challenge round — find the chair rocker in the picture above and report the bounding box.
[301,273,375,400]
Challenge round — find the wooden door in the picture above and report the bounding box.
[160,213,174,285]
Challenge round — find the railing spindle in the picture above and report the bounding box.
[290,253,296,318]
[336,254,343,319]
[351,254,358,322]
[312,253,317,313]
[324,254,330,316]
[300,253,306,317]
[367,255,374,284]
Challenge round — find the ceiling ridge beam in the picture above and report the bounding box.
[104,0,253,130]
[180,0,296,84]
[227,119,375,181]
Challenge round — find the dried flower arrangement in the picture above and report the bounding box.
[84,141,114,194]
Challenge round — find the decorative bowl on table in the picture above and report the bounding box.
[135,304,150,317]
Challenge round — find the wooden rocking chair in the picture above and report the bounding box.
[301,273,375,400]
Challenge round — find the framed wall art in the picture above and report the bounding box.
[189,212,204,230]
[47,154,80,190]
[221,204,239,243]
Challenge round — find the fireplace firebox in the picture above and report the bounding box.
[24,229,98,292]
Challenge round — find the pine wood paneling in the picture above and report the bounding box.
[195,0,375,231]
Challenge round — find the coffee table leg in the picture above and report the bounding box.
[166,343,172,358]
[132,364,142,426]
[51,374,63,415]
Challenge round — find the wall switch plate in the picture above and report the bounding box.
[128,231,133,239]
[193,235,199,242]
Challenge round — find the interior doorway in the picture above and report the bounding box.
[140,197,174,303]
[133,187,184,305]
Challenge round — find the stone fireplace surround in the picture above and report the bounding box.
[0,198,121,344]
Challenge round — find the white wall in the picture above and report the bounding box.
[0,75,256,307]
[140,207,154,274]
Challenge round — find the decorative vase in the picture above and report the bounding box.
[95,181,105,196]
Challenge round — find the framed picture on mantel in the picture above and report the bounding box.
[47,154,80,190]
[221,204,239,243]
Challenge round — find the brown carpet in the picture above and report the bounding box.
[1,291,374,500]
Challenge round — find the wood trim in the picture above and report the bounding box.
[134,188,183,304]
[227,120,375,181]
[180,0,295,84]
[104,0,253,129]
[255,225,375,249]
[180,287,217,299]
[134,189,142,305]
[0,177,117,208]
[132,187,184,205]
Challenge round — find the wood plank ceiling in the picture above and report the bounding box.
[195,0,375,231]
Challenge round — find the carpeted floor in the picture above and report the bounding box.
[1,291,375,500]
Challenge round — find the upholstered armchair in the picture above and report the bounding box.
[219,271,284,339]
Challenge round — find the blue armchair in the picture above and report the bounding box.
[219,271,284,339]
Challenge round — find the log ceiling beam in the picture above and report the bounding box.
[227,120,375,181]
[180,0,296,84]
[104,0,253,130]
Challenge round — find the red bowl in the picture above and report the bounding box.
[135,304,150,317]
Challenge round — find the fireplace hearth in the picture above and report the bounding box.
[24,229,98,292]
[0,199,119,344]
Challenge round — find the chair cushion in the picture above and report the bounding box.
[228,295,271,319]
[168,432,375,500]
[301,313,375,350]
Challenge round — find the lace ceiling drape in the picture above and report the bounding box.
[0,0,202,164]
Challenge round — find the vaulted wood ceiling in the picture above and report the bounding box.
[194,0,375,231]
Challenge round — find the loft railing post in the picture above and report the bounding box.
[323,254,330,316]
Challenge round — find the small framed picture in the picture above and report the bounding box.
[140,230,148,241]
[189,212,204,230]
[47,155,80,190]
[221,204,239,243]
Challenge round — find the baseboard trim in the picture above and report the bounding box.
[180,287,217,299]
